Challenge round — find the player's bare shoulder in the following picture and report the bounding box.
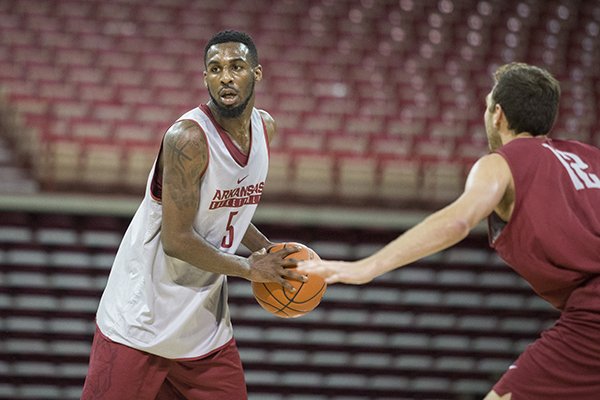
[258,109,277,143]
[162,120,208,180]
[469,153,515,220]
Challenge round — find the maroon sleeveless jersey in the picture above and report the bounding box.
[489,137,600,310]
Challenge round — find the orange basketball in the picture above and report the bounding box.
[252,242,326,318]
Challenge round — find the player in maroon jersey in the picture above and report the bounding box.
[299,63,600,399]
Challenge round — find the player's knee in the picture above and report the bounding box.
[483,390,512,400]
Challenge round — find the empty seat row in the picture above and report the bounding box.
[0,208,560,400]
[2,0,599,201]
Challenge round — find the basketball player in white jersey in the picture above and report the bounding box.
[82,31,304,400]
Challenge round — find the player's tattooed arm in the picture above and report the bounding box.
[158,120,298,288]
[161,120,210,258]
[162,120,207,211]
[160,119,250,277]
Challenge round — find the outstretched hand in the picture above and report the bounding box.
[297,259,374,285]
[248,246,307,292]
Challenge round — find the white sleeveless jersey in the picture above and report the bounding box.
[96,105,269,359]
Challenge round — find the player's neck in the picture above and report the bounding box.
[220,115,251,145]
[209,102,251,129]
[501,131,539,146]
[209,104,253,152]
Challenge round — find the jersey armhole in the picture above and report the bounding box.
[150,141,164,202]
[260,114,270,160]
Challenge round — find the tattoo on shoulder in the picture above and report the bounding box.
[164,122,207,209]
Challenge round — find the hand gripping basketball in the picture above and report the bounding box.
[252,242,327,318]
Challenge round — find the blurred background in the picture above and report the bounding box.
[0,0,598,399]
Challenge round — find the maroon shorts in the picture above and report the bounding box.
[493,277,600,399]
[81,326,247,400]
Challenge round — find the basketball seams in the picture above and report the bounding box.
[257,280,309,311]
[254,293,314,317]
[255,298,312,316]
[290,282,326,304]
[255,280,324,314]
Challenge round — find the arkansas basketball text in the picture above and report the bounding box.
[209,181,265,209]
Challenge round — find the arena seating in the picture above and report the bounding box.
[0,0,596,399]
[0,210,559,399]
[1,0,598,206]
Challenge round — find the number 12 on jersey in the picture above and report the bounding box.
[543,144,600,190]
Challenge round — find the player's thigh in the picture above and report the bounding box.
[483,390,512,400]
[81,326,170,400]
[168,339,247,400]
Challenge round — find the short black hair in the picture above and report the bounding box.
[490,62,560,136]
[204,30,258,67]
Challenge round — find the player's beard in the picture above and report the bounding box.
[486,126,503,151]
[484,107,503,151]
[210,78,255,119]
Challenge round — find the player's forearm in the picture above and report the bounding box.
[162,232,251,279]
[241,223,273,252]
[363,207,471,279]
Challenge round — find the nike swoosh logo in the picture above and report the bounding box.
[237,175,249,184]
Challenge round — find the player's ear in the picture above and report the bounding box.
[203,70,208,87]
[253,65,263,82]
[493,104,503,127]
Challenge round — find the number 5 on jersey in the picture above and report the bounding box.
[221,211,239,249]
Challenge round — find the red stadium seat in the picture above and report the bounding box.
[1,2,582,399]
[337,155,378,200]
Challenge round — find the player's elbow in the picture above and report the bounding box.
[162,233,187,258]
[424,210,473,249]
[446,217,472,242]
[435,200,479,243]
[162,239,179,258]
